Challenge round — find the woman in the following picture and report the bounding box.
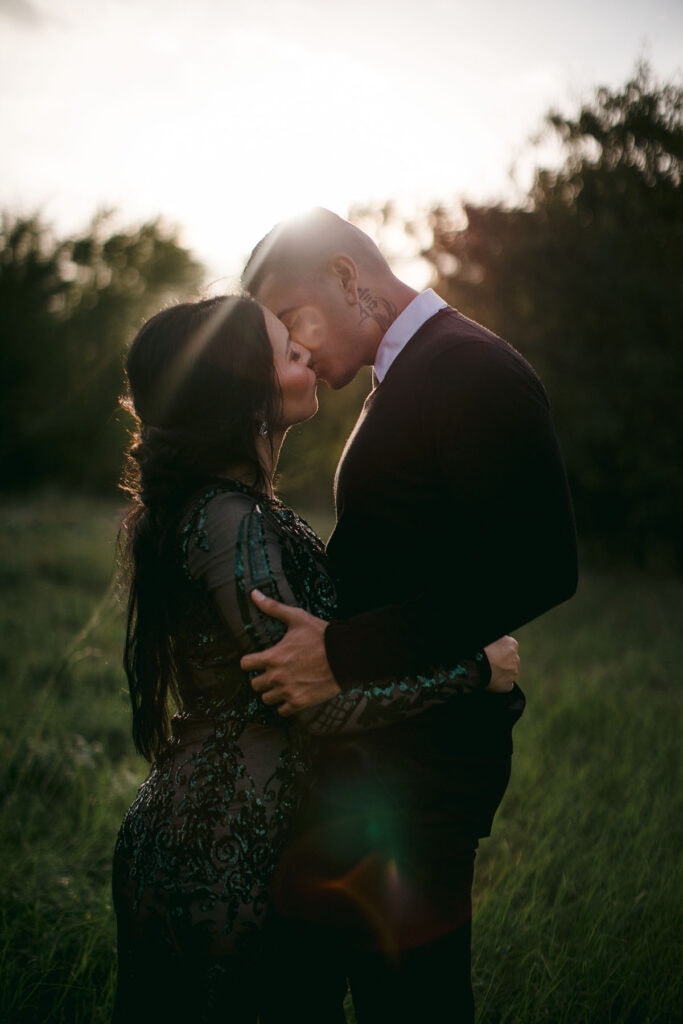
[112,295,518,1023]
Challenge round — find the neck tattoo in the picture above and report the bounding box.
[358,288,397,334]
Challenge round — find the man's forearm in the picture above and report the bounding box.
[325,499,578,690]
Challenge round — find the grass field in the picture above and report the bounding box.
[0,494,681,1023]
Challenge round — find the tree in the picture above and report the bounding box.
[0,211,204,492]
[425,65,683,570]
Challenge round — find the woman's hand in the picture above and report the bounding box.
[483,635,519,693]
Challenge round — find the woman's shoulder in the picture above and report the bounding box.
[182,480,253,527]
[179,481,266,570]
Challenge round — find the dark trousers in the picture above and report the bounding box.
[266,746,512,1023]
[348,922,474,1024]
[259,911,349,1024]
[268,821,478,1023]
[344,833,476,1024]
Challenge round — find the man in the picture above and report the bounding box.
[240,208,578,1022]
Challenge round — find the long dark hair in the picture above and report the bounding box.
[119,295,278,761]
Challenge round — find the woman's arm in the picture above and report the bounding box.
[297,657,486,736]
[184,489,300,652]
[298,633,519,736]
[185,489,516,732]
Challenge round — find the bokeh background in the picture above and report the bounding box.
[1,1,682,1022]
[2,0,682,282]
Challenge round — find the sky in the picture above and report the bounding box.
[1,0,682,289]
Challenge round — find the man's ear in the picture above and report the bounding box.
[329,254,359,304]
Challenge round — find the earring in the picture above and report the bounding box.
[258,420,269,438]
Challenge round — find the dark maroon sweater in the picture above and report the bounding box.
[322,307,577,778]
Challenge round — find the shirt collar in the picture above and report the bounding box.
[373,289,448,383]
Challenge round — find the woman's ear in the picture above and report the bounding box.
[329,255,359,305]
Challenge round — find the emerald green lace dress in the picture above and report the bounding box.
[112,481,488,1023]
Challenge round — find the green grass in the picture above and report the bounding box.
[471,574,683,1023]
[0,494,134,1023]
[0,495,681,1023]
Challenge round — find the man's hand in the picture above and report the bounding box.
[240,590,341,716]
[483,635,520,693]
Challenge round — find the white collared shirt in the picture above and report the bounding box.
[373,289,448,383]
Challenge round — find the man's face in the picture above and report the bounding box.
[254,271,367,390]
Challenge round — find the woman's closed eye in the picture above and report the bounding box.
[288,338,310,365]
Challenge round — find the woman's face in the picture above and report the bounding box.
[263,307,318,428]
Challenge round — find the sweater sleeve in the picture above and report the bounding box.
[324,337,578,688]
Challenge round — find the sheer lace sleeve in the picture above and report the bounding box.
[183,489,316,654]
[183,485,490,735]
[297,654,490,736]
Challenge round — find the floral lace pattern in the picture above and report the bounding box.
[112,482,338,1019]
[112,480,488,1020]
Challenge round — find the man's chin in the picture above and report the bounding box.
[320,370,358,391]
[314,375,339,390]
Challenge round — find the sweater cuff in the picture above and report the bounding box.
[475,650,492,689]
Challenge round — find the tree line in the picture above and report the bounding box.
[1,64,681,570]
[424,64,682,571]
[0,211,204,491]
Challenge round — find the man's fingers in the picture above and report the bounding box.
[249,589,299,623]
[248,672,269,692]
[256,688,295,715]
[259,688,282,706]
[241,650,258,672]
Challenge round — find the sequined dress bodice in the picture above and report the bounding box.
[113,483,337,957]
[112,481,491,1020]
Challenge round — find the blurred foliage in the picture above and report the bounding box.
[0,208,369,514]
[0,211,204,492]
[423,64,683,571]
[2,62,681,568]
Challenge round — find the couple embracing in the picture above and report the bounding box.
[112,208,578,1023]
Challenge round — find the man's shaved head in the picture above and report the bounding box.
[241,207,388,297]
